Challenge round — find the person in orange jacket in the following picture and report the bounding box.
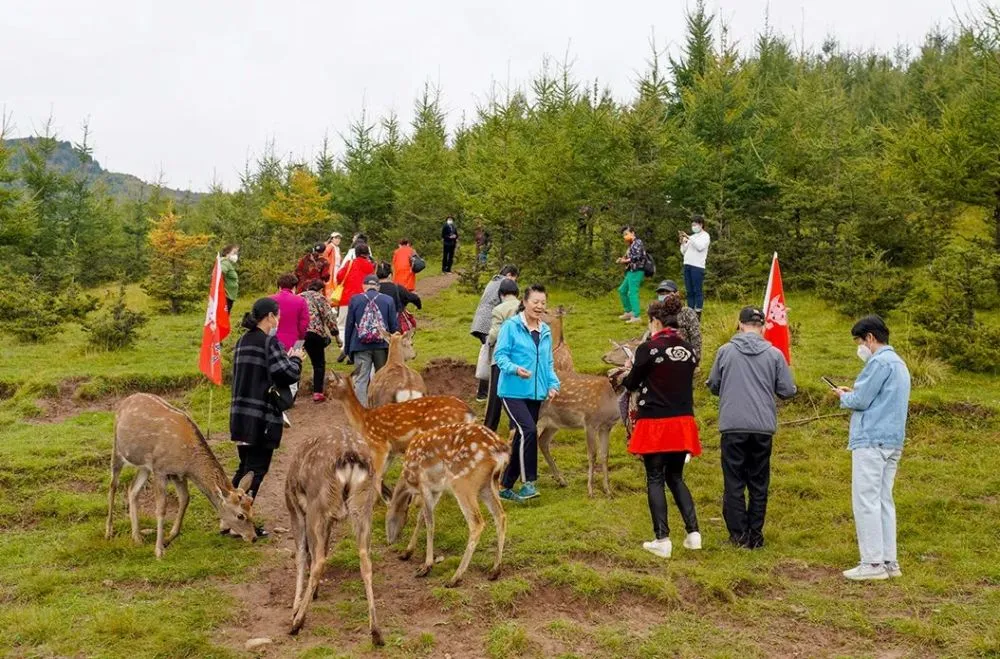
[392,239,417,291]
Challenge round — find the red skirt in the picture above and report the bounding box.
[628,416,701,456]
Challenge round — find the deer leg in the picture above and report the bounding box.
[479,479,507,581]
[289,499,308,613]
[599,427,612,496]
[446,484,486,588]
[164,477,189,547]
[400,496,423,561]
[538,426,566,487]
[380,453,395,502]
[291,516,330,635]
[415,489,441,578]
[153,474,169,559]
[127,467,150,544]
[350,487,383,647]
[585,426,599,498]
[105,451,124,539]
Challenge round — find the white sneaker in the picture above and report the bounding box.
[884,561,902,578]
[619,312,634,320]
[683,532,702,550]
[642,538,672,558]
[843,563,889,581]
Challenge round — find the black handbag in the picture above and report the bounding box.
[410,253,426,273]
[268,383,296,412]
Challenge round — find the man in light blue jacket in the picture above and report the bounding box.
[836,315,911,581]
[493,284,560,502]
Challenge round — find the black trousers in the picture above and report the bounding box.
[442,242,456,272]
[501,398,542,489]
[473,333,489,398]
[303,331,327,395]
[642,452,699,539]
[226,298,235,313]
[483,364,502,431]
[721,432,773,545]
[233,444,275,500]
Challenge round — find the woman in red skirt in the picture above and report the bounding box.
[622,294,701,559]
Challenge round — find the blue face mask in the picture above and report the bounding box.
[690,225,702,234]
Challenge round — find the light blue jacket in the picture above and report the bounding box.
[494,313,560,401]
[840,346,911,450]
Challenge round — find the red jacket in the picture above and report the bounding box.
[294,254,330,294]
[335,257,375,308]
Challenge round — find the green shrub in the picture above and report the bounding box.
[82,284,148,351]
[822,250,911,317]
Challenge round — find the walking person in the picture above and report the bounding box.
[441,215,458,273]
[493,284,560,502]
[621,297,702,558]
[484,278,520,431]
[272,273,309,357]
[343,275,399,406]
[836,316,911,581]
[294,244,331,294]
[377,261,421,313]
[679,215,710,318]
[470,265,520,401]
[707,306,797,549]
[220,244,240,313]
[335,242,376,356]
[474,221,490,265]
[617,226,647,323]
[229,297,304,537]
[323,232,343,302]
[392,239,418,292]
[300,279,339,403]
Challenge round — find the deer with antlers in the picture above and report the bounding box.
[106,393,257,558]
[386,423,509,586]
[368,330,426,407]
[285,426,382,643]
[325,371,476,500]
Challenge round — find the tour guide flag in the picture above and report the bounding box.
[762,252,791,364]
[198,255,231,385]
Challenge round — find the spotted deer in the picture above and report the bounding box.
[368,330,427,407]
[602,337,643,367]
[326,371,476,500]
[106,393,257,558]
[285,426,382,644]
[544,306,575,374]
[386,423,509,587]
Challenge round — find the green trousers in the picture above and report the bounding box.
[618,270,645,317]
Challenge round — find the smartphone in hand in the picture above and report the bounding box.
[292,340,305,351]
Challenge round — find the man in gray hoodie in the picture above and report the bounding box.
[707,306,797,549]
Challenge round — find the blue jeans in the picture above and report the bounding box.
[683,265,705,312]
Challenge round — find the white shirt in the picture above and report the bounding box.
[680,231,710,269]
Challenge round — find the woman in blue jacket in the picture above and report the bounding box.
[493,284,560,501]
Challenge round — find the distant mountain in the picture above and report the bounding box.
[3,137,204,204]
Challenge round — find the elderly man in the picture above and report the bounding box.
[343,274,399,406]
[469,264,519,401]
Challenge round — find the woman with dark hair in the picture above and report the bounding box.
[229,298,304,536]
[300,279,339,403]
[622,297,701,559]
[294,243,330,294]
[220,244,240,313]
[377,260,421,315]
[272,272,309,353]
[335,242,376,350]
[493,284,560,501]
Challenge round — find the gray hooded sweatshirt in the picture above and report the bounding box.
[707,331,797,435]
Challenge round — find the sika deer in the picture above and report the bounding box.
[544,306,575,374]
[602,337,643,367]
[326,371,476,500]
[285,426,382,644]
[386,423,509,586]
[368,330,426,407]
[106,393,256,558]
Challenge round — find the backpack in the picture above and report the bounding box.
[357,293,386,344]
[642,253,656,277]
[410,253,426,274]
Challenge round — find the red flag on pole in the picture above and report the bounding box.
[762,252,791,364]
[198,255,231,385]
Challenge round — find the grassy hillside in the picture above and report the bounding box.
[0,279,998,657]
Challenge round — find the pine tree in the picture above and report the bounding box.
[143,210,211,314]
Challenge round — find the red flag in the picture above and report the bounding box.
[762,252,791,364]
[198,255,231,385]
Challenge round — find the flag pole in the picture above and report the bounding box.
[763,252,777,314]
[206,385,214,441]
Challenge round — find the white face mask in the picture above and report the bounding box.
[657,294,667,302]
[857,344,873,362]
[691,225,702,234]
[228,253,239,263]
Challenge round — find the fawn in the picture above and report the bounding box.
[386,423,509,587]
[107,393,256,558]
[368,330,427,407]
[326,371,475,500]
[285,426,382,644]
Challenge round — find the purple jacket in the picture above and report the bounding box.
[272,288,309,349]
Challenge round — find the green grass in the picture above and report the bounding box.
[0,273,998,657]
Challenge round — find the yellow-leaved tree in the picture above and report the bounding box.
[143,210,211,314]
[262,168,331,226]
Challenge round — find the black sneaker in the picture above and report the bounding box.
[337,352,347,363]
[254,526,270,539]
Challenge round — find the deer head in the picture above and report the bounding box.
[325,370,353,400]
[601,338,641,366]
[380,330,418,362]
[385,478,415,544]
[215,472,256,542]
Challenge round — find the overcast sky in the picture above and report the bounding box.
[2,0,966,192]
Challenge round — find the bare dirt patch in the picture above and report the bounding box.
[421,358,477,401]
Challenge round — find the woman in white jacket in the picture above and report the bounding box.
[679,215,710,318]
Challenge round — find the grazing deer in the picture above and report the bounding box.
[537,373,622,497]
[285,426,382,644]
[386,423,509,587]
[106,393,256,558]
[326,372,476,500]
[368,330,427,407]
